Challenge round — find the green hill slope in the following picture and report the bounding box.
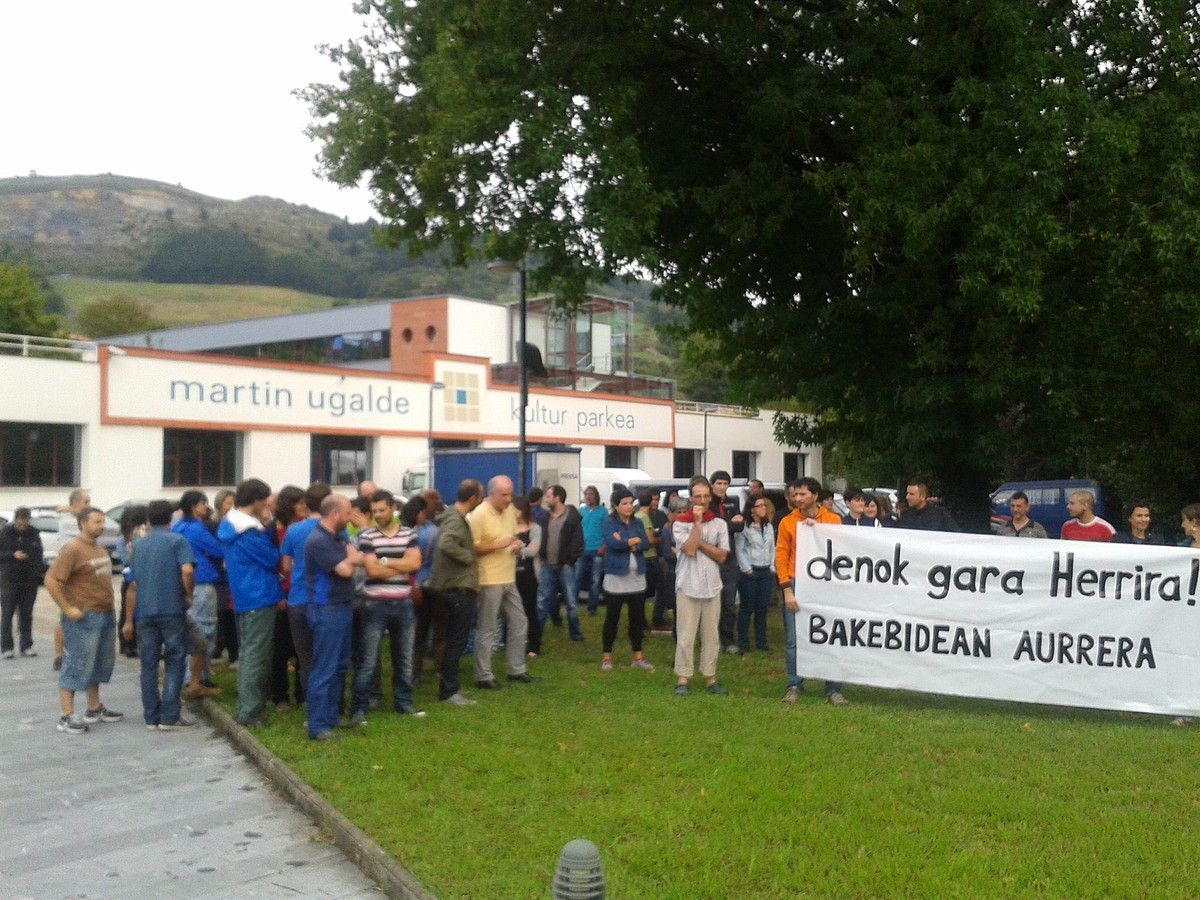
[54,277,338,328]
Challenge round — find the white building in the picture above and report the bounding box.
[0,295,821,510]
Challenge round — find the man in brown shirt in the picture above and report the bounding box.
[44,507,124,734]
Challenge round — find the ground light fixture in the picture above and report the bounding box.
[552,838,605,899]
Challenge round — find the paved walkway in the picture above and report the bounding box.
[0,587,381,899]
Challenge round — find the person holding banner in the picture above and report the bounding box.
[776,478,847,706]
[997,491,1047,539]
[1060,490,1114,542]
[1113,502,1166,545]
[840,490,875,527]
[671,478,730,695]
[897,483,959,532]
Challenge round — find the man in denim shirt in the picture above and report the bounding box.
[125,500,195,730]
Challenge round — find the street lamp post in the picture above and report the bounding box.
[488,257,529,494]
[428,380,445,492]
[702,404,719,476]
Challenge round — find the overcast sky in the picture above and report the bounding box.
[1,1,378,221]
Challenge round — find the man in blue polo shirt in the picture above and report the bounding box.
[280,482,331,709]
[303,494,363,741]
[123,500,195,730]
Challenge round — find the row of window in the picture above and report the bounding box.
[0,423,372,489]
[1,421,807,490]
[165,431,375,488]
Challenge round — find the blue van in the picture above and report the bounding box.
[989,480,1108,538]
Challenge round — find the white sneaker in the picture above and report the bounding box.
[442,692,477,707]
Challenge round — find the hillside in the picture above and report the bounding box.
[54,277,338,327]
[0,174,342,278]
[0,173,656,305]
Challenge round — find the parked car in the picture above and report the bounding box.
[989,479,1108,538]
[1,507,122,572]
[105,499,151,531]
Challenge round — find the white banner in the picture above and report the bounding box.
[794,525,1200,716]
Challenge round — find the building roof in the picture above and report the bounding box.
[107,294,479,352]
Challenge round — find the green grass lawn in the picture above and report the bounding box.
[215,609,1200,898]
[55,276,336,327]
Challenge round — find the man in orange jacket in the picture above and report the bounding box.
[776,477,848,706]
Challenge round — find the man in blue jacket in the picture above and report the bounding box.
[217,478,280,728]
[172,490,225,696]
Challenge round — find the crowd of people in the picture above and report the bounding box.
[6,472,1199,737]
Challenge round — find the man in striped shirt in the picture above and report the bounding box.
[350,490,424,724]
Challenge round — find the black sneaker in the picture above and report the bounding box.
[506,673,539,684]
[474,679,503,690]
[57,715,88,735]
[82,705,124,724]
[52,656,63,672]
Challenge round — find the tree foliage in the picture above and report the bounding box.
[306,1,1200,525]
[142,225,368,297]
[0,262,61,337]
[143,226,271,285]
[75,295,162,338]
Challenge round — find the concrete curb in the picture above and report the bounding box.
[193,697,435,900]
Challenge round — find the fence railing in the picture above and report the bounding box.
[0,333,98,361]
[674,400,760,417]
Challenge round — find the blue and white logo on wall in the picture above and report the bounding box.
[443,370,480,423]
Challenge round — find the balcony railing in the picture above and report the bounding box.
[491,363,674,399]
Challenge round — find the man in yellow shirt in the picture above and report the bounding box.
[469,476,536,688]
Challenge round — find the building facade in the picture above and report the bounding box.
[0,296,821,509]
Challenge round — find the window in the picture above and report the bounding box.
[575,312,592,369]
[604,445,637,469]
[222,330,391,365]
[783,452,806,482]
[163,429,241,487]
[0,422,79,487]
[732,450,757,480]
[311,435,369,486]
[674,448,700,478]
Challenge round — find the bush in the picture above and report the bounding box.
[75,295,161,338]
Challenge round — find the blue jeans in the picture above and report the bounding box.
[136,614,187,725]
[353,600,416,714]
[783,603,841,695]
[306,603,352,737]
[577,551,604,613]
[59,610,116,693]
[538,564,582,639]
[737,568,773,651]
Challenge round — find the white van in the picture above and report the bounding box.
[580,468,653,506]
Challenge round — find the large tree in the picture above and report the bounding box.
[306,1,1200,525]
